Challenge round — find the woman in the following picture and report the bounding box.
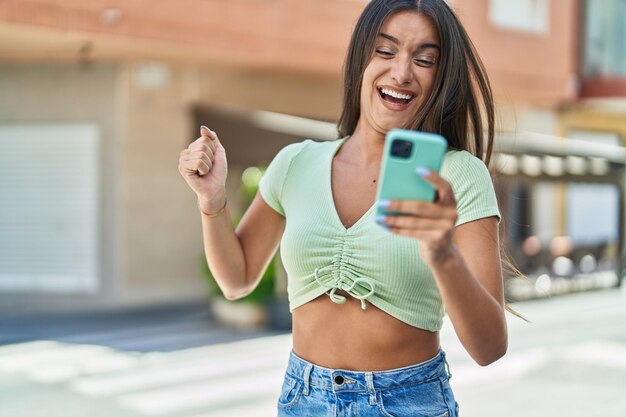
[178,0,507,415]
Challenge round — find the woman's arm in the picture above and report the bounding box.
[179,126,285,301]
[429,216,507,366]
[377,169,507,366]
[199,192,285,301]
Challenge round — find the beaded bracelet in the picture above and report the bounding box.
[198,198,227,217]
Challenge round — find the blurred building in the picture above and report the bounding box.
[455,0,625,295]
[0,0,363,314]
[0,0,623,314]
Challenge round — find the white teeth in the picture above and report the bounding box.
[381,88,413,100]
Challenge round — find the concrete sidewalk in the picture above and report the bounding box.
[0,288,624,417]
[446,287,626,417]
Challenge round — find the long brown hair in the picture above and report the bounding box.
[338,0,495,166]
[338,0,527,321]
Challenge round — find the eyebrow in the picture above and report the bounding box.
[378,32,441,51]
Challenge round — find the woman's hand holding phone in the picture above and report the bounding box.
[374,129,458,265]
[376,168,459,266]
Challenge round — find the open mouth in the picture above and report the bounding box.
[377,87,416,105]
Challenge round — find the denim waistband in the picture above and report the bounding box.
[285,349,450,394]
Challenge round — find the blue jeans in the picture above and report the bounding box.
[277,349,459,417]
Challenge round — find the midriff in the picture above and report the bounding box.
[292,289,440,371]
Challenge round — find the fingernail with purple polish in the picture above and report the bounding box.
[416,167,430,177]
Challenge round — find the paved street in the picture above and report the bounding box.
[0,287,625,417]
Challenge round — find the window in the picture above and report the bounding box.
[565,130,621,245]
[489,0,550,34]
[583,0,626,77]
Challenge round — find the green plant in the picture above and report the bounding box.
[200,164,277,305]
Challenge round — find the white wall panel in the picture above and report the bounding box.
[0,124,100,293]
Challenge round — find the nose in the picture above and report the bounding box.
[390,56,412,85]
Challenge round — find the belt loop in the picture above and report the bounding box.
[302,364,313,396]
[442,351,452,380]
[365,372,377,405]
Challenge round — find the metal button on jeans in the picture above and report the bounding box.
[334,375,344,385]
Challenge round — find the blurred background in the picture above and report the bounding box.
[0,0,624,416]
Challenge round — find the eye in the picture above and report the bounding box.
[414,57,436,67]
[375,49,394,58]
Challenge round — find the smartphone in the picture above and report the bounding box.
[375,129,448,217]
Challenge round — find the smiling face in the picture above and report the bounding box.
[358,10,440,135]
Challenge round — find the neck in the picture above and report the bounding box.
[344,121,386,170]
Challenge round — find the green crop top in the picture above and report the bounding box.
[258,137,501,332]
